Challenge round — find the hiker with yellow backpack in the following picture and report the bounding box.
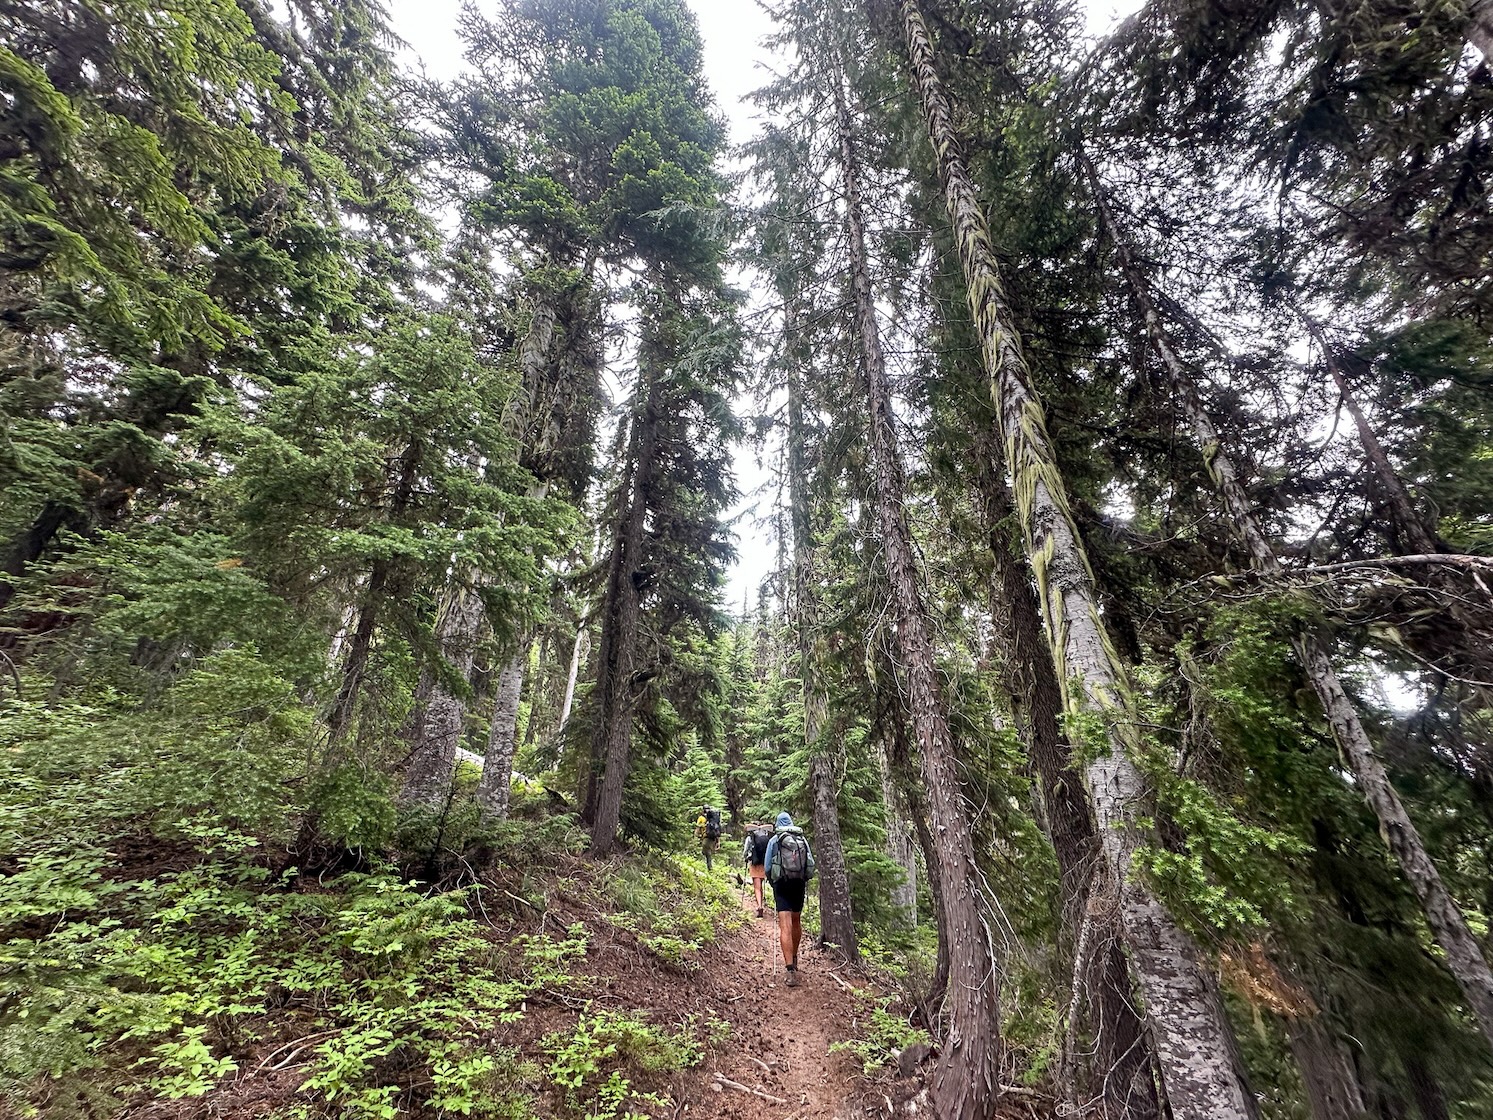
[695,805,722,870]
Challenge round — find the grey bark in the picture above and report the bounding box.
[809,751,858,958]
[558,624,588,734]
[1472,0,1493,61]
[401,583,486,809]
[837,79,1001,1120]
[476,651,527,820]
[1082,151,1493,1055]
[890,5,1255,1115]
[972,435,1161,1119]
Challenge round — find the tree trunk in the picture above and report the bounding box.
[836,81,1001,1120]
[327,560,388,744]
[902,732,951,1018]
[1082,150,1493,1055]
[1286,1015,1368,1120]
[889,5,1256,1114]
[558,624,587,734]
[0,501,83,614]
[587,373,658,855]
[477,650,527,819]
[724,721,747,829]
[786,304,859,961]
[809,750,858,958]
[878,739,918,928]
[1302,319,1442,556]
[973,431,1161,1119]
[1406,1056,1450,1120]
[886,699,948,1014]
[401,582,486,808]
[1471,0,1493,61]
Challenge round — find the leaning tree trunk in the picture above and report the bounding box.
[557,623,588,735]
[836,83,1001,1120]
[1080,151,1493,1054]
[786,307,858,961]
[886,698,951,1016]
[587,374,657,855]
[888,5,1256,1115]
[1297,317,1493,685]
[1300,317,1443,556]
[326,562,386,745]
[974,430,1162,1119]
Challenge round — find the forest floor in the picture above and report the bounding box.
[688,888,880,1119]
[22,834,1052,1120]
[670,883,1047,1119]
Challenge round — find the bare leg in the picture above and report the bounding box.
[789,913,802,966]
[777,911,794,967]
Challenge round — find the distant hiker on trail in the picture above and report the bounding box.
[696,805,722,870]
[763,811,815,986]
[742,820,774,917]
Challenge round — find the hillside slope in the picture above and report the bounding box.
[11,826,1013,1120]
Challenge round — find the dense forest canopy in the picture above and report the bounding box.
[3,1,1493,1118]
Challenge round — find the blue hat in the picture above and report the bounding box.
[776,811,793,828]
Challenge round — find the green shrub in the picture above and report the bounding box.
[543,1010,701,1119]
[829,995,931,1076]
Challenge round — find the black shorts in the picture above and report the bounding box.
[771,878,806,913]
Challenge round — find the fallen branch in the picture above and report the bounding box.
[714,1073,787,1105]
[825,970,856,994]
[744,1055,773,1073]
[247,1029,339,1077]
[1298,554,1493,576]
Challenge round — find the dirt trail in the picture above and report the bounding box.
[694,891,873,1120]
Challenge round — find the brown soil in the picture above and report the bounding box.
[687,891,873,1120]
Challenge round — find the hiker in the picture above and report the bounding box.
[696,805,722,870]
[763,811,815,986]
[741,820,774,917]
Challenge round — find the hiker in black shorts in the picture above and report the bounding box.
[762,811,815,986]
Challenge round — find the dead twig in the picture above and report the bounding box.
[245,1029,340,1077]
[825,970,856,994]
[714,1073,788,1105]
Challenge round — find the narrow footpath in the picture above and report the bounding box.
[695,892,873,1119]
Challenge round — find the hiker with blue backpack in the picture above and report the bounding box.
[763,811,815,986]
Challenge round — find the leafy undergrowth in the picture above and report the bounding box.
[1,815,747,1120]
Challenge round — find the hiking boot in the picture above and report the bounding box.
[785,966,799,988]
[756,906,764,918]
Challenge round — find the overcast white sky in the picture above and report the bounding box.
[383,0,1140,609]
